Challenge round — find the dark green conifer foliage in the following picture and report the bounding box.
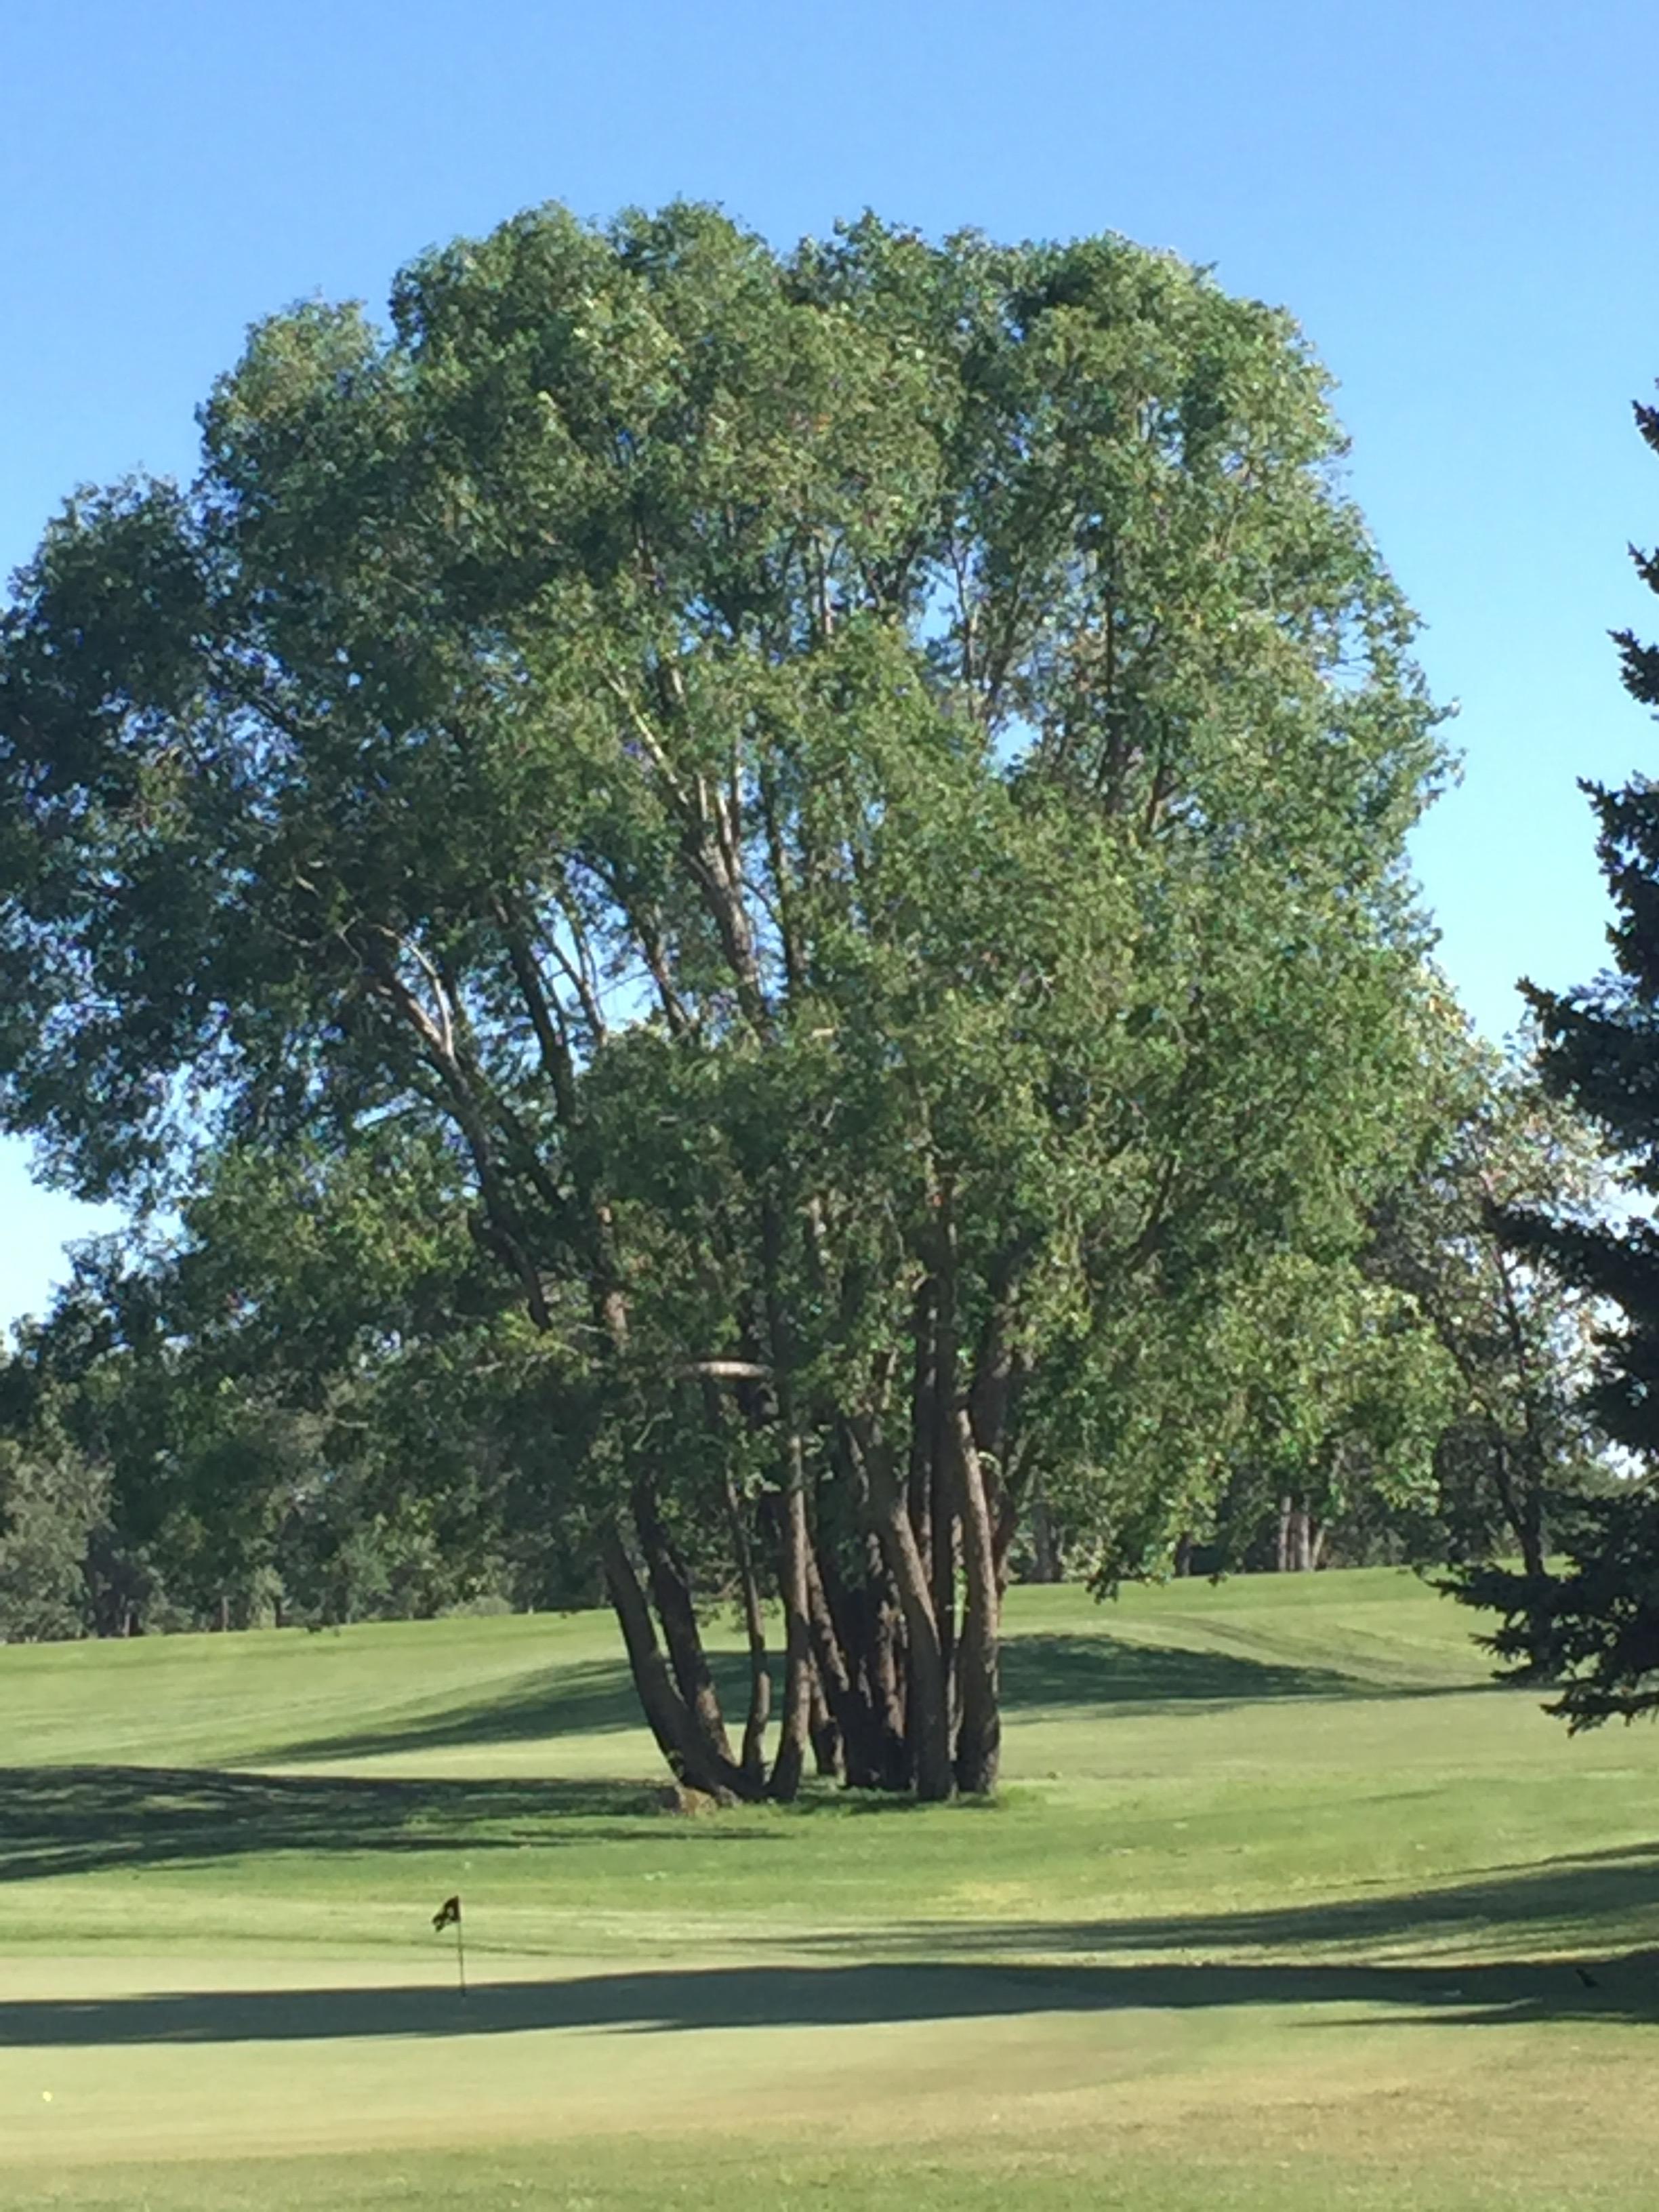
[1455,396,1659,1725]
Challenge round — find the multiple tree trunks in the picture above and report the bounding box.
[0,209,1456,1792]
[598,1529,747,1802]
[590,1263,1027,1803]
[1274,1496,1327,1574]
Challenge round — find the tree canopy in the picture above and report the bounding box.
[1,203,1457,1793]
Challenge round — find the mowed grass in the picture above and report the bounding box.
[0,1570,1656,2208]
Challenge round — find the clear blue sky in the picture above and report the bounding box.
[3,0,1658,1325]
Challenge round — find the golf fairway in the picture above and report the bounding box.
[1,1569,1655,2208]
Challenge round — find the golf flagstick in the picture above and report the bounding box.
[432,1893,466,1999]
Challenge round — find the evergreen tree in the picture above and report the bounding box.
[1453,395,1659,1725]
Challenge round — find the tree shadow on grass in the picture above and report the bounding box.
[999,1635,1361,1711]
[260,1656,662,1765]
[0,1766,774,1883]
[0,1946,1652,2049]
[265,1649,786,1765]
[788,1837,1659,1965]
[270,1635,1378,1770]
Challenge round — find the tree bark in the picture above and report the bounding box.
[863,1568,912,1791]
[907,1279,937,1578]
[1490,1434,1548,1581]
[766,1432,813,1801]
[927,1295,958,1719]
[807,1656,843,1779]
[599,1529,752,1801]
[850,1420,954,1800]
[949,1402,1002,1795]
[817,1535,912,1790]
[724,1475,771,1788]
[631,1477,739,1772]
[806,1547,882,1788]
[1292,1504,1313,1573]
[1029,1492,1063,1583]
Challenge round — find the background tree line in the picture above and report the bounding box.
[0,203,1626,1793]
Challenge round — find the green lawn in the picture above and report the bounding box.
[1,1569,1655,2208]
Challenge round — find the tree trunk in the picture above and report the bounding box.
[850,1421,954,1800]
[907,1279,937,1582]
[930,1446,958,1729]
[949,1404,1001,1795]
[1029,1493,1063,1583]
[724,1475,771,1788]
[806,1547,884,1788]
[527,1198,751,1802]
[863,1573,912,1791]
[1491,1435,1549,1581]
[767,1433,813,1801]
[854,1545,912,1790]
[807,1658,843,1779]
[1290,1503,1313,1573]
[632,1478,739,1771]
[599,1529,753,1801]
[928,1302,958,1720]
[1488,1433,1555,1677]
[1275,1498,1313,1572]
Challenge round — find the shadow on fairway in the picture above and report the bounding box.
[999,1634,1363,1711]
[271,1634,1377,1769]
[0,1947,1654,2049]
[0,1766,773,1883]
[269,1650,794,1764]
[788,1837,1659,1963]
[264,1656,668,1763]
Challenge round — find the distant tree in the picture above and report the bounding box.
[1216,1256,1457,1574]
[1154,1045,1607,1581]
[0,1129,595,1635]
[1451,394,1659,1724]
[0,1429,105,1641]
[1371,1049,1607,1576]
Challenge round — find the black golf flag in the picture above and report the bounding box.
[433,1893,468,2000]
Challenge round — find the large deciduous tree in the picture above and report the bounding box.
[0,204,1449,1794]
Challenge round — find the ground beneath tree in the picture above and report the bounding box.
[0,1570,1654,2209]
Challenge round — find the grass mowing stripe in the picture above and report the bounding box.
[0,1568,1653,2206]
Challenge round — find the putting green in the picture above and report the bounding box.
[1,1570,1654,2208]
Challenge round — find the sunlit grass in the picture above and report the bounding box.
[0,1568,1654,2208]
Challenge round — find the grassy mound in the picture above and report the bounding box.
[0,1570,1654,2208]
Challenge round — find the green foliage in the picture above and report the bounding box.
[1448,394,1659,1720]
[1372,1046,1607,1567]
[0,1130,606,1635]
[0,1432,104,1641]
[0,203,1456,1782]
